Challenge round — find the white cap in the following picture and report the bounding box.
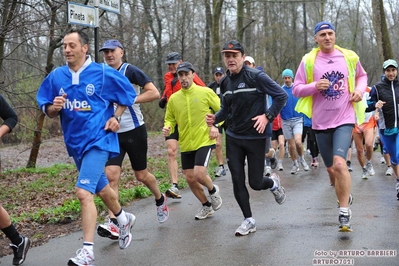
[244,56,255,65]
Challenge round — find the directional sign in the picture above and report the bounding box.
[88,0,121,14]
[68,2,97,27]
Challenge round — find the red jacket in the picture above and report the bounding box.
[162,72,206,101]
[272,113,282,131]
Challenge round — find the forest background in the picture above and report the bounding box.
[0,0,398,168]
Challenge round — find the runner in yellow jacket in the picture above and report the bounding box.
[162,62,223,220]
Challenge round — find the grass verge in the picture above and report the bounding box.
[0,153,220,226]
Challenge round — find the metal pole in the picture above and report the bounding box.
[93,0,100,62]
[94,27,99,62]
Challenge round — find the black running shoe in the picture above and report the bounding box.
[9,236,30,265]
[165,186,182,199]
[396,182,399,201]
[270,157,277,169]
[346,160,353,172]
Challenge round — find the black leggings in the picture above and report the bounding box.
[302,126,319,158]
[226,135,274,218]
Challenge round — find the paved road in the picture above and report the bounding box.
[3,154,399,266]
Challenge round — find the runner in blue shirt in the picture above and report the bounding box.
[280,69,310,174]
[36,29,136,266]
[96,39,169,241]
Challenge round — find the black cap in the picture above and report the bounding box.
[165,52,181,64]
[213,67,225,75]
[177,62,195,73]
[221,40,244,54]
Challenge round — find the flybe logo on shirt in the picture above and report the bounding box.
[63,98,92,111]
[58,86,93,111]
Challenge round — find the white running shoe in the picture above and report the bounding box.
[366,161,375,176]
[195,205,214,220]
[290,164,299,175]
[67,248,95,266]
[264,166,272,176]
[97,219,119,240]
[270,173,286,204]
[156,195,169,223]
[277,162,284,171]
[215,166,226,177]
[338,209,352,232]
[361,167,368,180]
[235,219,256,236]
[300,158,310,171]
[119,213,136,249]
[386,166,394,176]
[209,185,222,211]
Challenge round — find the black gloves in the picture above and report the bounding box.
[159,96,167,109]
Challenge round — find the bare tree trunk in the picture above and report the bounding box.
[371,0,393,62]
[348,0,360,50]
[0,0,19,73]
[142,0,163,90]
[211,0,224,68]
[236,0,254,44]
[237,0,244,41]
[243,0,252,50]
[0,0,19,170]
[291,2,298,66]
[27,0,65,168]
[302,2,308,52]
[319,0,325,21]
[204,0,212,82]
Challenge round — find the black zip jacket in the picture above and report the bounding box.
[0,94,18,132]
[368,76,399,131]
[215,66,287,139]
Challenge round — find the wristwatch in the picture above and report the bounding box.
[112,115,121,123]
[265,112,274,123]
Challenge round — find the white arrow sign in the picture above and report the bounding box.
[88,0,121,14]
[68,2,97,27]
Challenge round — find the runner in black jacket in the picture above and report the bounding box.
[207,67,226,177]
[368,59,399,200]
[0,94,31,265]
[206,40,288,236]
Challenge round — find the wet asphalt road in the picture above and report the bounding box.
[2,153,399,266]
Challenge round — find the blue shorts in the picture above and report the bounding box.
[379,133,399,165]
[73,148,110,194]
[315,124,353,168]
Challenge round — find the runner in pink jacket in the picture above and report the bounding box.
[292,21,367,233]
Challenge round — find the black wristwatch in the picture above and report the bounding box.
[112,115,121,123]
[265,112,274,123]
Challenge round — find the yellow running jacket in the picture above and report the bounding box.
[164,83,221,152]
